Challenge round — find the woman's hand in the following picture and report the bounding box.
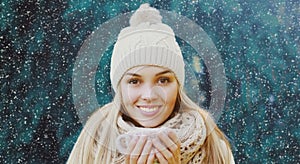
[125,136,155,164]
[152,130,181,164]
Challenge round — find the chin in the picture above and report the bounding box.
[139,121,161,128]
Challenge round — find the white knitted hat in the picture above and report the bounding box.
[110,3,185,91]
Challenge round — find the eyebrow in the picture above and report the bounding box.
[125,70,172,77]
[155,70,172,76]
[125,73,141,77]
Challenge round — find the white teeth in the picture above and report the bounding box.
[139,107,158,112]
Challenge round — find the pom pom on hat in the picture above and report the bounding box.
[129,3,162,27]
[110,3,185,92]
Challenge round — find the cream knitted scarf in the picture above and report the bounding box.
[114,110,207,163]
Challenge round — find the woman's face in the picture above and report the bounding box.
[120,65,179,128]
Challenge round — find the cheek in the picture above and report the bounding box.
[121,87,139,104]
[168,90,178,103]
[163,86,178,104]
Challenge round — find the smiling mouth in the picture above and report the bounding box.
[137,106,160,112]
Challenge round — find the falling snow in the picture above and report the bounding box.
[0,0,299,163]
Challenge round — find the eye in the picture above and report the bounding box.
[128,78,140,85]
[157,77,170,85]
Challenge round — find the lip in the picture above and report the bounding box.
[136,105,162,116]
[137,105,161,108]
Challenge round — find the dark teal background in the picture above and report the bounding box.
[1,0,299,163]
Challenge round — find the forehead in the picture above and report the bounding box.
[126,65,170,74]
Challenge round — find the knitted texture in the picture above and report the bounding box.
[114,110,206,163]
[110,3,185,91]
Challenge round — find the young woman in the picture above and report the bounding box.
[68,3,234,164]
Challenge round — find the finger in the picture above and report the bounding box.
[137,139,152,164]
[165,130,181,162]
[152,137,174,163]
[158,132,179,153]
[155,150,168,164]
[167,130,180,147]
[146,150,155,164]
[131,135,147,155]
[130,136,147,163]
[127,136,139,154]
[124,136,138,164]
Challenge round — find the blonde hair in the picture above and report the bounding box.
[67,86,233,163]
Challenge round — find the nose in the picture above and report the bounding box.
[140,84,158,101]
